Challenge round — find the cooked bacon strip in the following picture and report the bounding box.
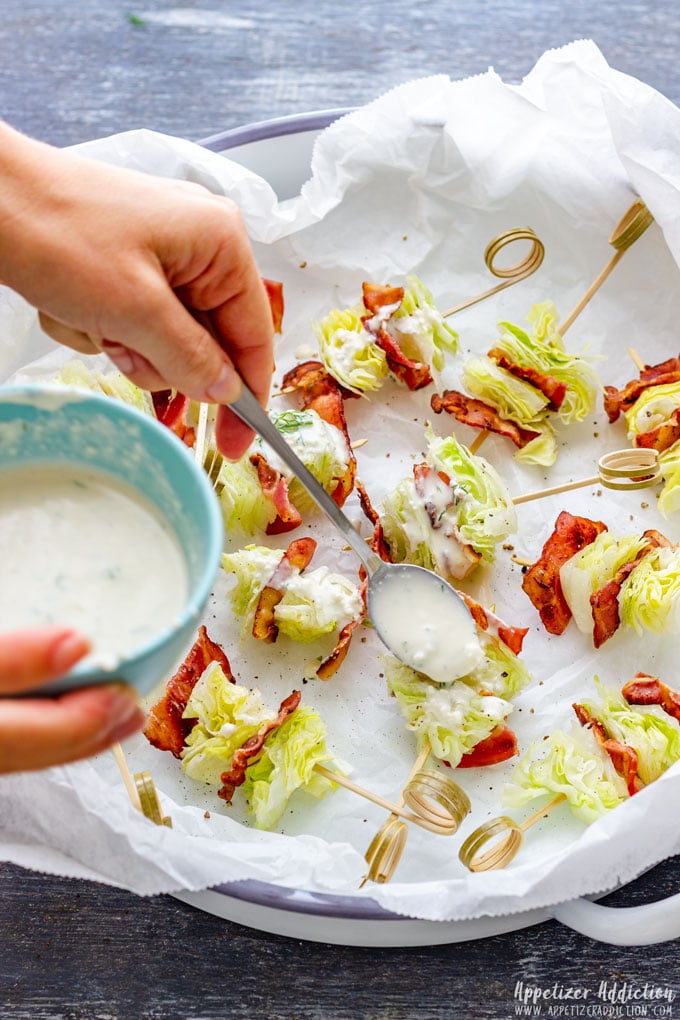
[316,574,368,680]
[603,355,680,422]
[249,451,303,535]
[281,360,357,506]
[371,324,433,390]
[360,282,432,391]
[218,690,302,803]
[151,390,195,447]
[356,479,393,562]
[262,278,284,334]
[622,674,680,723]
[573,703,642,795]
[252,537,317,643]
[431,390,542,449]
[143,626,233,757]
[522,511,608,635]
[488,348,567,410]
[362,282,405,314]
[457,592,528,655]
[590,530,671,648]
[456,725,518,768]
[634,406,680,453]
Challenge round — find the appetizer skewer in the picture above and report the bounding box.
[459,673,680,872]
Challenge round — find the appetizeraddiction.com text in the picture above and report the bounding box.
[513,981,676,1017]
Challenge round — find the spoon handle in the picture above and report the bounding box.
[230,383,378,573]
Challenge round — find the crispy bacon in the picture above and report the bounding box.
[622,674,680,723]
[281,360,357,506]
[590,530,671,647]
[431,390,542,449]
[457,592,528,655]
[360,282,432,391]
[371,324,433,390]
[249,451,303,535]
[362,282,405,314]
[573,703,642,795]
[356,479,393,562]
[143,626,233,757]
[218,690,302,803]
[488,348,568,410]
[252,537,317,643]
[634,406,680,453]
[603,355,680,422]
[152,390,195,447]
[456,725,518,768]
[262,278,284,334]
[522,511,608,635]
[316,573,368,680]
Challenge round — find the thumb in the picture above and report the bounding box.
[0,627,91,694]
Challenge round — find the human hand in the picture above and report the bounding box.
[0,123,274,459]
[0,626,145,774]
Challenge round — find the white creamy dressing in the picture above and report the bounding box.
[261,410,350,482]
[387,306,438,357]
[332,327,378,377]
[368,567,484,684]
[283,566,363,629]
[401,469,479,580]
[0,465,188,666]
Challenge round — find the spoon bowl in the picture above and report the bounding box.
[228,383,480,683]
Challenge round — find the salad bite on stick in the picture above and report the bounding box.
[382,594,531,770]
[605,352,680,516]
[431,301,600,466]
[521,511,680,647]
[358,425,516,582]
[221,536,366,679]
[460,672,680,871]
[314,277,458,395]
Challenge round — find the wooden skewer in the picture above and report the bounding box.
[560,198,653,335]
[628,346,645,372]
[313,760,442,833]
[511,448,660,504]
[112,743,142,813]
[459,793,566,872]
[443,227,545,318]
[193,402,211,466]
[462,200,653,456]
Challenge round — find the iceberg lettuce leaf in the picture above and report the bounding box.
[314,306,388,394]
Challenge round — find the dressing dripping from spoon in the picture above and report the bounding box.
[226,381,482,684]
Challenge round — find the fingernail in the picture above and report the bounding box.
[102,342,136,375]
[205,362,240,404]
[99,686,145,742]
[51,631,91,674]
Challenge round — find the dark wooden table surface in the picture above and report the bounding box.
[2,2,680,1017]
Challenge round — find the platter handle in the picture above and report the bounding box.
[553,891,680,945]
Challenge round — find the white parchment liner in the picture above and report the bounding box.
[1,39,680,923]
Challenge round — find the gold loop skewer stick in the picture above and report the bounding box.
[511,448,660,505]
[134,771,173,828]
[443,227,545,318]
[627,346,646,372]
[468,200,653,457]
[560,198,654,335]
[361,742,472,885]
[459,793,566,872]
[312,763,455,833]
[112,743,142,813]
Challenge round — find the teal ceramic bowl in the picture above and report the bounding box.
[0,384,223,696]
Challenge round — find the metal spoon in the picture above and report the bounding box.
[228,383,481,683]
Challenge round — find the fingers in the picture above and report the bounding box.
[0,627,145,774]
[0,627,90,693]
[0,684,145,773]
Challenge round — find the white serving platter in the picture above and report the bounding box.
[159,110,680,948]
